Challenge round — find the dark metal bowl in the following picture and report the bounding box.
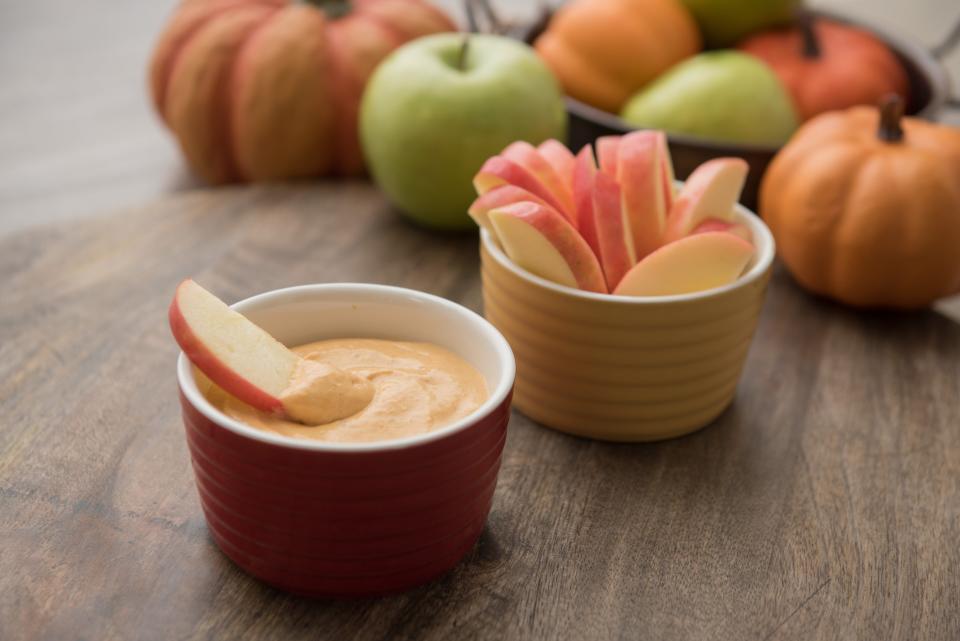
[521,9,960,209]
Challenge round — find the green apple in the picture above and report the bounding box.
[680,0,798,48]
[620,51,797,146]
[361,33,567,230]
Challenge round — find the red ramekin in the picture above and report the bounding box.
[176,284,515,598]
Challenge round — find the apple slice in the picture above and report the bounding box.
[692,218,753,243]
[169,280,373,425]
[488,201,607,293]
[656,132,676,211]
[538,139,576,186]
[170,279,297,415]
[468,185,549,236]
[663,158,748,243]
[572,144,601,258]
[596,136,621,175]
[618,130,667,260]
[592,171,637,291]
[501,141,575,223]
[612,232,755,297]
[473,155,570,221]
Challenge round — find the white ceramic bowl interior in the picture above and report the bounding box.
[177,284,515,452]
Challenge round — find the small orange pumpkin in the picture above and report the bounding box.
[149,0,455,184]
[534,0,701,114]
[761,96,960,309]
[739,17,908,121]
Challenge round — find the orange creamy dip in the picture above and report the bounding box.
[204,338,488,443]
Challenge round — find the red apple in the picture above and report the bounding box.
[501,141,576,222]
[468,184,549,235]
[613,232,754,296]
[664,158,748,242]
[474,155,571,221]
[538,139,576,186]
[618,131,667,260]
[170,280,373,425]
[656,132,676,212]
[592,171,637,291]
[692,218,753,243]
[596,136,621,175]
[488,201,607,293]
[572,144,601,258]
[169,279,298,415]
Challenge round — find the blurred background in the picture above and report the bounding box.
[0,0,957,231]
[0,0,960,233]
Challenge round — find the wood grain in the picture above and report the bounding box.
[1,184,959,640]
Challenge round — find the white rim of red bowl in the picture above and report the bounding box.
[176,283,516,453]
[482,202,776,304]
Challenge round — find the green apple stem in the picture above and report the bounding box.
[877,94,905,143]
[306,0,351,19]
[798,13,821,58]
[457,34,470,71]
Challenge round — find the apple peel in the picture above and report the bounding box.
[469,184,550,238]
[664,157,748,243]
[692,218,753,243]
[169,279,373,425]
[572,144,601,258]
[592,171,637,291]
[538,139,576,186]
[618,130,667,261]
[169,279,297,415]
[474,156,571,223]
[488,201,607,293]
[596,136,621,175]
[501,141,576,223]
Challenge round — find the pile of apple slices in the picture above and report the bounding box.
[469,133,755,296]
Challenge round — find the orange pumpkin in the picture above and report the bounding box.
[739,17,908,121]
[149,0,455,184]
[761,97,960,309]
[534,0,701,114]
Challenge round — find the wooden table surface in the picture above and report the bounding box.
[3,1,960,640]
[3,184,960,640]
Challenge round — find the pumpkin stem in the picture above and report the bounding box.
[305,0,351,19]
[877,94,905,143]
[798,12,821,59]
[457,34,470,71]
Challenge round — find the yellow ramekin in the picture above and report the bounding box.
[480,204,775,441]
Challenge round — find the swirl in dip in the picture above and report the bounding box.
[203,338,488,443]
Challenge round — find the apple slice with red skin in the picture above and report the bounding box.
[592,171,637,291]
[656,132,676,212]
[596,136,621,175]
[613,232,755,297]
[663,158,748,243]
[170,279,372,425]
[606,132,675,209]
[692,218,753,243]
[538,139,576,186]
[468,184,549,236]
[474,155,571,222]
[501,141,576,223]
[618,130,667,261]
[488,201,607,293]
[170,279,298,415]
[572,144,601,258]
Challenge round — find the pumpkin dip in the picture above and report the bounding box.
[203,338,488,443]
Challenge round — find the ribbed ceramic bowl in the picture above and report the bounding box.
[480,205,774,442]
[176,284,515,598]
